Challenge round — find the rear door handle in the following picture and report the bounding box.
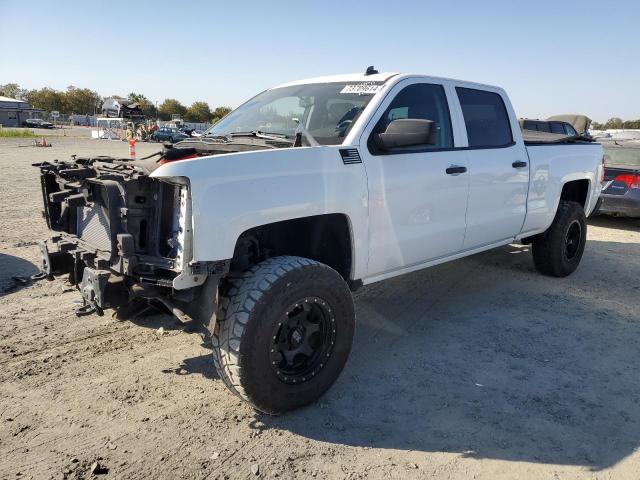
[446,165,467,175]
[512,161,528,168]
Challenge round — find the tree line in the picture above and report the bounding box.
[0,83,231,123]
[591,118,640,130]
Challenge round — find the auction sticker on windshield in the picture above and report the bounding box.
[340,83,383,95]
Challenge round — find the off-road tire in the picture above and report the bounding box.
[532,200,587,277]
[211,256,355,414]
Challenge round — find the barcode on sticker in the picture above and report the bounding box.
[340,83,382,95]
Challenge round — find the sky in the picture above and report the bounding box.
[1,0,638,122]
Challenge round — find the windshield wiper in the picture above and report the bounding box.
[228,131,294,143]
[202,133,231,140]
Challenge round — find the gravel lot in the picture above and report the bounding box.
[1,135,639,480]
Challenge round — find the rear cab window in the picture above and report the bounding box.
[456,87,513,148]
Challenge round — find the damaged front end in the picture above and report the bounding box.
[34,155,225,323]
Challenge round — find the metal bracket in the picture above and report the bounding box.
[79,268,111,311]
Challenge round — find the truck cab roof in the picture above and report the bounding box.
[273,72,502,92]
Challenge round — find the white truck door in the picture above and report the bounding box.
[453,86,529,249]
[359,80,470,278]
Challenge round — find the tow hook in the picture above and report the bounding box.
[30,271,50,281]
[76,302,103,317]
[76,268,111,317]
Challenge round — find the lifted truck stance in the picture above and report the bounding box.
[36,69,604,413]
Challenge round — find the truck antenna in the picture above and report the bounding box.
[365,66,378,76]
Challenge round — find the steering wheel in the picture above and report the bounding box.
[335,119,353,133]
[334,107,363,134]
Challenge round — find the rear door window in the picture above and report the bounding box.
[456,87,513,148]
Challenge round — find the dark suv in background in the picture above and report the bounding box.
[22,118,54,129]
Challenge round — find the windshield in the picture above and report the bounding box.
[204,82,384,145]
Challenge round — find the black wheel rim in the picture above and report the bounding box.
[269,296,336,385]
[564,220,582,260]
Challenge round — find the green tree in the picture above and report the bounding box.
[65,86,101,114]
[0,83,25,99]
[622,119,640,129]
[128,93,157,118]
[158,98,187,120]
[25,87,66,113]
[185,101,212,122]
[604,117,624,129]
[211,106,232,124]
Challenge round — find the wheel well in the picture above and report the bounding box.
[230,214,353,280]
[560,180,589,208]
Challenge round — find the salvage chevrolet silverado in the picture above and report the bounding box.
[35,69,604,413]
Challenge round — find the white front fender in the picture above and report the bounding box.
[151,146,369,280]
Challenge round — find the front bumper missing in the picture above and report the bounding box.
[39,239,126,316]
[38,237,228,322]
[77,268,129,316]
[38,239,73,276]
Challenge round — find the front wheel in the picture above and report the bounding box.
[211,256,355,414]
[532,200,587,277]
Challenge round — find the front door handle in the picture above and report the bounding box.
[446,165,467,175]
[512,161,528,168]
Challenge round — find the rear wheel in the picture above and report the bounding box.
[532,200,587,277]
[211,256,355,414]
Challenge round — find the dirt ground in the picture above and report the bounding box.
[1,134,639,480]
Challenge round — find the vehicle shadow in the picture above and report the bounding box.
[254,239,640,470]
[0,253,40,298]
[589,215,640,231]
[126,308,200,334]
[174,351,218,380]
[125,312,220,379]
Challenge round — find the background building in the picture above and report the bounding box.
[0,96,42,127]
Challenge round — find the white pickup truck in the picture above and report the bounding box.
[35,69,604,414]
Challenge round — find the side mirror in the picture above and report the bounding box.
[375,119,436,150]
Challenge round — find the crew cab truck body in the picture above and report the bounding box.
[36,71,604,413]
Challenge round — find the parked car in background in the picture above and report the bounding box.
[546,114,591,136]
[595,139,640,217]
[150,127,190,143]
[520,118,579,136]
[22,118,54,129]
[178,126,195,136]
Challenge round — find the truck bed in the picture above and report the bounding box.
[522,129,593,145]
